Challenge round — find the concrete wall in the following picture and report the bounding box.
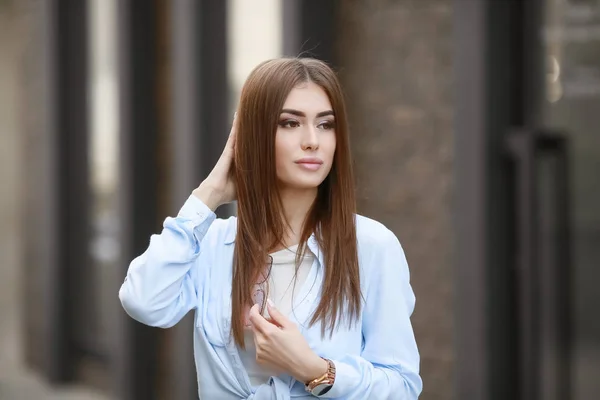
[0,2,108,399]
[0,0,28,376]
[338,2,455,399]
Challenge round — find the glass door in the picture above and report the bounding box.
[541,0,600,399]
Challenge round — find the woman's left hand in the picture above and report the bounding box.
[248,301,328,383]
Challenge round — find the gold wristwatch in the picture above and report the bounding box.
[305,358,336,396]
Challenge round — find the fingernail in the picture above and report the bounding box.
[267,298,275,308]
[234,112,237,119]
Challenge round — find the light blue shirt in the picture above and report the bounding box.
[119,194,422,399]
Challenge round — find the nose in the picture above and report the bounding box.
[301,126,319,151]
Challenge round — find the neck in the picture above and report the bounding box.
[277,186,318,249]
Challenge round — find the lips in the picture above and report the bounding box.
[295,157,323,165]
[294,157,323,171]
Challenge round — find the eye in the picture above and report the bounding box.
[318,120,335,130]
[278,119,300,128]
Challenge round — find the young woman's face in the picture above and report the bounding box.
[275,81,336,191]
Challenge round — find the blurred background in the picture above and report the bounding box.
[0,0,599,399]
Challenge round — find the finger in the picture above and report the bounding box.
[249,325,265,352]
[248,304,271,334]
[215,114,237,168]
[229,112,237,139]
[266,299,290,329]
[225,116,236,150]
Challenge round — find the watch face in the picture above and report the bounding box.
[311,383,333,396]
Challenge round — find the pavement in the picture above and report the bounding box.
[0,365,110,400]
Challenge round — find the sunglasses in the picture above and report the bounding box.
[250,254,274,317]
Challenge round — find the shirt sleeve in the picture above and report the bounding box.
[118,194,217,328]
[322,228,423,399]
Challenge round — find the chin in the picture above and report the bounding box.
[280,177,326,191]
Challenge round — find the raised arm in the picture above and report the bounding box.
[119,113,238,328]
[119,195,217,328]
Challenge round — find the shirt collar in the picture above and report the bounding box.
[307,235,324,267]
[223,219,325,266]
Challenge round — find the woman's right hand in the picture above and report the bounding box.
[192,113,237,211]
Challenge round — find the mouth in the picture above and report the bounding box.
[294,157,324,171]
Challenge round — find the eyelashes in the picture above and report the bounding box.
[278,119,335,130]
[318,121,336,130]
[278,119,300,128]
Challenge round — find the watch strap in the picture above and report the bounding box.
[305,358,336,395]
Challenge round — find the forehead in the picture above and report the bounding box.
[281,81,332,113]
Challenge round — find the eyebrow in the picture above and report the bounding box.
[280,108,335,118]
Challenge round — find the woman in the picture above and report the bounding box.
[119,57,422,399]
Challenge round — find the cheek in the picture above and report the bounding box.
[324,134,337,162]
[274,138,292,169]
[274,135,284,160]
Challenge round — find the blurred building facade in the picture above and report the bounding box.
[0,0,599,400]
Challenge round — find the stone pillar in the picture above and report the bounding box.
[0,0,28,372]
[336,2,455,399]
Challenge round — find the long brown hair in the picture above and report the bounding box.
[232,58,360,348]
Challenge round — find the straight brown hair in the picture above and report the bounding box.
[232,58,360,349]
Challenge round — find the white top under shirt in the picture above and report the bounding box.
[239,244,314,387]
